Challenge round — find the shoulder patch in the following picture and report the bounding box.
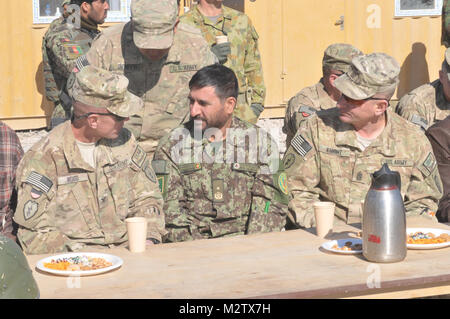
[298,105,317,118]
[291,134,312,158]
[143,160,157,183]
[23,200,39,221]
[26,171,53,194]
[283,153,296,170]
[410,114,428,131]
[277,172,289,195]
[419,152,437,177]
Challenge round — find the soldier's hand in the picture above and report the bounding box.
[211,42,231,64]
[300,211,316,228]
[250,103,264,118]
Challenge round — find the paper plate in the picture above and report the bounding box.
[36,252,123,276]
[321,238,363,255]
[407,228,450,250]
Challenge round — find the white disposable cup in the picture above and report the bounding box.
[215,35,228,44]
[125,217,147,253]
[313,202,335,238]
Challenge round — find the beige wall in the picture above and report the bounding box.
[0,0,445,129]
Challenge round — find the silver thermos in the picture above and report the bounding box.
[362,163,407,263]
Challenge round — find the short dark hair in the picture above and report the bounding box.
[70,0,96,6]
[189,64,239,101]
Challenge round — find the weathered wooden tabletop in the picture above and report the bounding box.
[26,216,450,299]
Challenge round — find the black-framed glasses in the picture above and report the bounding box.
[73,112,127,122]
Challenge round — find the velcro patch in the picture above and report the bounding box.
[420,152,437,176]
[75,55,90,71]
[291,134,312,157]
[411,114,428,131]
[131,146,147,169]
[57,173,89,185]
[169,64,198,73]
[298,105,316,117]
[26,171,53,193]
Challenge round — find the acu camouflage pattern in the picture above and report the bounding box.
[13,122,165,255]
[45,17,100,126]
[180,5,265,124]
[284,109,443,228]
[153,116,288,243]
[85,21,218,156]
[0,234,39,298]
[283,43,362,146]
[396,79,450,131]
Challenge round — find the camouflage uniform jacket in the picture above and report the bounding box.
[14,121,165,255]
[180,5,265,123]
[85,21,218,155]
[283,79,336,146]
[45,19,100,105]
[153,116,289,243]
[396,80,450,131]
[443,0,450,47]
[284,108,442,228]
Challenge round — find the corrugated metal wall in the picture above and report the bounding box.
[0,0,446,129]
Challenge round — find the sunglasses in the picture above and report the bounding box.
[73,112,127,122]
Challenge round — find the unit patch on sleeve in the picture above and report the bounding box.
[291,134,312,158]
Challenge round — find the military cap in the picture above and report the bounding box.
[334,52,400,100]
[131,0,178,49]
[322,43,363,73]
[68,65,143,118]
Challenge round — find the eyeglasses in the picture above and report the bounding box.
[342,94,389,106]
[73,112,127,122]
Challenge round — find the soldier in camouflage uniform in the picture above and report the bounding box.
[45,0,109,129]
[396,48,450,131]
[83,0,218,158]
[179,0,265,124]
[14,66,165,255]
[284,53,442,229]
[153,64,288,243]
[283,43,363,146]
[442,0,450,48]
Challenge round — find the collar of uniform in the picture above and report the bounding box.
[192,4,232,26]
[317,78,338,110]
[62,122,96,172]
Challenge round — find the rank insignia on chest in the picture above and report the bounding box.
[169,64,198,73]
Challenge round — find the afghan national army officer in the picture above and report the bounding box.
[83,0,218,158]
[284,53,443,229]
[44,0,109,129]
[396,48,450,131]
[283,43,363,147]
[14,65,165,254]
[179,0,266,124]
[153,64,288,243]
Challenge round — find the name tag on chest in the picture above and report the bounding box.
[57,173,89,185]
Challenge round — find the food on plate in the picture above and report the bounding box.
[407,232,450,245]
[43,255,113,271]
[332,241,362,251]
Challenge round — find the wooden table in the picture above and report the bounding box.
[26,217,450,299]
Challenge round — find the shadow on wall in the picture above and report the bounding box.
[396,42,430,100]
[35,61,52,129]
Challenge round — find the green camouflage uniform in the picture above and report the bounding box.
[180,5,265,124]
[85,0,218,157]
[442,0,450,47]
[283,43,363,146]
[45,14,101,128]
[153,116,289,243]
[14,66,165,255]
[284,53,443,228]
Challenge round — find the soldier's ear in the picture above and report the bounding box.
[224,96,236,115]
[374,100,388,116]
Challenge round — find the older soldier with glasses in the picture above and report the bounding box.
[284,52,443,229]
[14,65,165,254]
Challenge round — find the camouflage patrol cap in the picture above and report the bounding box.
[322,43,363,73]
[334,52,400,100]
[131,0,178,49]
[68,65,143,117]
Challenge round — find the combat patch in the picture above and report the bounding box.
[23,200,38,221]
[169,64,198,73]
[291,134,312,158]
[131,146,147,169]
[26,171,53,194]
[277,172,289,195]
